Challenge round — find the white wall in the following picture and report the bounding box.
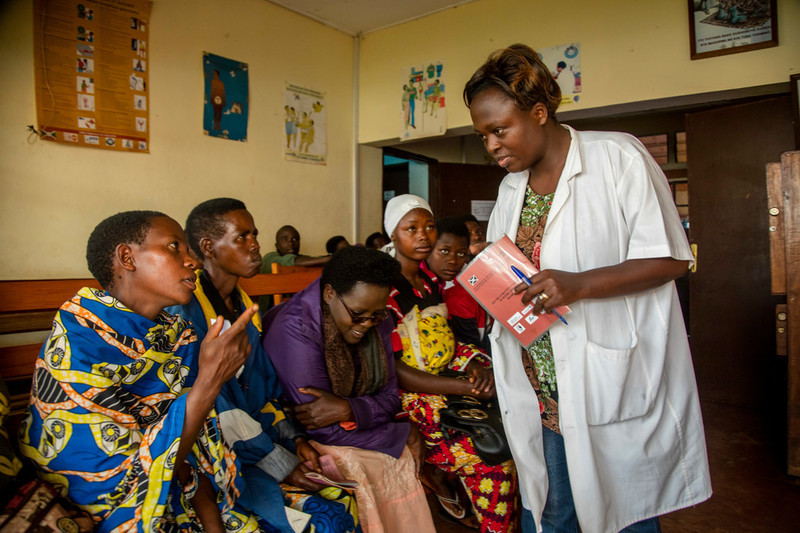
[0,0,355,279]
[358,0,800,144]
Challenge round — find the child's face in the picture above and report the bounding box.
[276,227,300,256]
[391,208,436,263]
[124,216,197,317]
[426,232,469,281]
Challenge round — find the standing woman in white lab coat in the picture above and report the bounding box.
[462,44,711,533]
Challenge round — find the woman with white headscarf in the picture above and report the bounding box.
[383,194,519,532]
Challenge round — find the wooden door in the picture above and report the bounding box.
[431,162,507,224]
[686,96,794,407]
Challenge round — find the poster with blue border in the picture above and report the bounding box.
[203,52,248,141]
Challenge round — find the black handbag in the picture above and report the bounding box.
[439,395,513,466]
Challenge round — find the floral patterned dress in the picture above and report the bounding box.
[516,186,561,435]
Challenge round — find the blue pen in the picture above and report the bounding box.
[510,265,568,326]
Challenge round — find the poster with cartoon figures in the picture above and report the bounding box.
[400,61,446,141]
[539,43,581,108]
[284,83,327,165]
[203,53,249,142]
[33,0,151,152]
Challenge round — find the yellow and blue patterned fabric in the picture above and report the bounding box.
[170,276,361,533]
[18,288,259,533]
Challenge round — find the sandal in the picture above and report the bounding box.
[420,470,480,529]
[434,491,466,520]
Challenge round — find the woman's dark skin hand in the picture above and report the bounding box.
[396,361,495,399]
[294,437,321,473]
[177,306,258,473]
[295,387,354,430]
[284,463,325,492]
[465,360,495,398]
[514,258,690,314]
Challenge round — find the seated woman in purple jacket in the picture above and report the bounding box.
[263,246,435,533]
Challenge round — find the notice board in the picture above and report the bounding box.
[33,0,152,152]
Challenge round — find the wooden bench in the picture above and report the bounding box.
[0,269,322,430]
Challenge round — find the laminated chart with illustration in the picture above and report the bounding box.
[457,236,569,347]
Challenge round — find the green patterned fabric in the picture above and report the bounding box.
[515,186,561,434]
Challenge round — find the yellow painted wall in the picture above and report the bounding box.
[0,0,354,279]
[358,0,800,144]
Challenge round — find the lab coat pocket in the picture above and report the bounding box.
[584,335,655,425]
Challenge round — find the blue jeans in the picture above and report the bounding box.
[520,428,661,533]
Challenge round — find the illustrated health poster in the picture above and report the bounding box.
[400,61,446,141]
[34,0,151,152]
[203,53,249,142]
[284,83,327,165]
[539,43,581,107]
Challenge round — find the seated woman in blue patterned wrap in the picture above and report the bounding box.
[169,198,360,533]
[19,211,261,532]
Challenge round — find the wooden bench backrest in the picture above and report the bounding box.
[268,264,322,304]
[0,270,321,422]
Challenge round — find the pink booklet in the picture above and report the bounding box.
[456,235,570,348]
[304,455,359,490]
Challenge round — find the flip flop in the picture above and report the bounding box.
[434,492,466,520]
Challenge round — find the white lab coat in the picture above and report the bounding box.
[486,126,711,533]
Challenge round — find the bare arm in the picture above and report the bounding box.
[396,360,494,399]
[517,258,689,312]
[294,255,331,267]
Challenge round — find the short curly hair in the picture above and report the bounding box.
[320,246,400,296]
[325,235,348,254]
[86,210,166,289]
[435,217,469,241]
[185,198,246,257]
[463,43,561,117]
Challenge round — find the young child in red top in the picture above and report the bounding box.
[423,216,492,355]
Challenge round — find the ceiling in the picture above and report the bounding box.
[267,0,479,36]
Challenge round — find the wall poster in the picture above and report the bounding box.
[689,0,777,60]
[284,83,327,165]
[538,43,581,108]
[203,52,249,141]
[33,0,151,152]
[400,61,446,141]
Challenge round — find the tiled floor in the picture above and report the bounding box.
[430,401,800,532]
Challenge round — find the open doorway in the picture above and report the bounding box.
[381,147,437,215]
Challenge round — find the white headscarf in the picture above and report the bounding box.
[383,194,433,237]
[380,194,433,258]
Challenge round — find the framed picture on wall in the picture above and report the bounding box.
[688,0,777,60]
[791,73,800,150]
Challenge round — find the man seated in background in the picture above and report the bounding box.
[261,225,331,272]
[260,225,330,309]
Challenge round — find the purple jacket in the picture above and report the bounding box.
[262,280,409,458]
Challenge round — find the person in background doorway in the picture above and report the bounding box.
[459,213,489,259]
